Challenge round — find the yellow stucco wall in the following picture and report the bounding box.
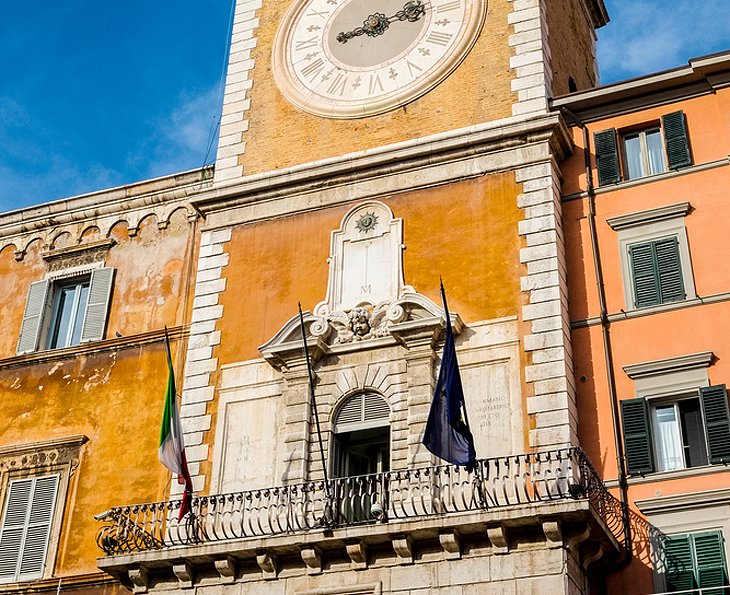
[0,209,198,577]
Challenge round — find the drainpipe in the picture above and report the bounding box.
[560,108,633,582]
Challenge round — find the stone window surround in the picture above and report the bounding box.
[607,201,695,311]
[635,488,730,593]
[0,435,88,583]
[623,351,714,398]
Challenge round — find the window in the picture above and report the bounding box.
[331,393,390,523]
[594,110,692,186]
[608,202,695,311]
[621,385,730,475]
[663,531,729,593]
[0,475,60,583]
[628,236,685,308]
[622,126,666,180]
[17,268,115,354]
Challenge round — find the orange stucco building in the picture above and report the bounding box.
[555,51,730,593]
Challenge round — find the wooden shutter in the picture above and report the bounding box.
[694,532,729,589]
[621,398,655,475]
[594,128,621,186]
[629,242,660,308]
[0,475,59,582]
[16,280,50,354]
[655,237,685,303]
[662,110,692,170]
[334,393,389,433]
[665,535,697,591]
[700,384,730,464]
[79,268,115,343]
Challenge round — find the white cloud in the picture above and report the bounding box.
[598,0,730,82]
[140,85,223,179]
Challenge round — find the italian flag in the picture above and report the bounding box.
[159,330,193,521]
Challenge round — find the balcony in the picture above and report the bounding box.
[96,447,626,591]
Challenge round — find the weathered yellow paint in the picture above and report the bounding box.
[240,0,516,175]
[0,208,198,577]
[216,173,524,365]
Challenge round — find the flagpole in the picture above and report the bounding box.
[297,304,333,521]
[438,281,487,507]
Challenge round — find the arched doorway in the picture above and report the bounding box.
[331,393,390,523]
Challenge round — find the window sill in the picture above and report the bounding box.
[0,325,187,371]
[627,463,729,486]
[0,573,114,594]
[562,157,730,202]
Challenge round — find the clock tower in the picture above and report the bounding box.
[117,1,627,593]
[212,0,607,181]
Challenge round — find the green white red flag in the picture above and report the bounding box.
[159,329,193,521]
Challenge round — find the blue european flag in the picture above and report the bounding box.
[422,281,477,471]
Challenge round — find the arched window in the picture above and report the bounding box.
[332,393,390,478]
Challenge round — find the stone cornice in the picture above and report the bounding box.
[622,351,715,380]
[552,51,730,122]
[606,202,691,230]
[635,488,730,515]
[193,113,572,222]
[0,573,116,594]
[0,435,88,458]
[0,325,188,371]
[0,168,211,243]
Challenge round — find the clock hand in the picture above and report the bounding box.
[336,0,427,44]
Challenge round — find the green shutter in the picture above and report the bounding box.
[594,128,621,186]
[655,237,685,304]
[662,110,692,170]
[665,535,697,591]
[629,242,661,308]
[694,532,728,589]
[701,385,730,464]
[621,398,655,475]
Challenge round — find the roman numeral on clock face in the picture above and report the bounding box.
[369,73,384,95]
[436,1,461,12]
[327,72,348,96]
[295,36,319,51]
[425,31,453,46]
[300,57,326,82]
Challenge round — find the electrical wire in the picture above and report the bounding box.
[202,0,237,168]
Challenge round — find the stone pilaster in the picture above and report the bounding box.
[508,0,552,116]
[517,162,578,449]
[214,0,262,185]
[176,228,231,495]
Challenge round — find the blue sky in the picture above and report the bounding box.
[1,0,729,214]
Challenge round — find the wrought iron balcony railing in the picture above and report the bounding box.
[96,447,627,556]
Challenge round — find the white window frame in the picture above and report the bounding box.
[0,436,87,584]
[46,275,92,350]
[649,391,709,473]
[608,202,696,312]
[16,264,114,355]
[621,126,667,180]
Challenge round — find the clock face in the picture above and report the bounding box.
[272,0,487,119]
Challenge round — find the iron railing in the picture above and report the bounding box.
[96,447,626,555]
